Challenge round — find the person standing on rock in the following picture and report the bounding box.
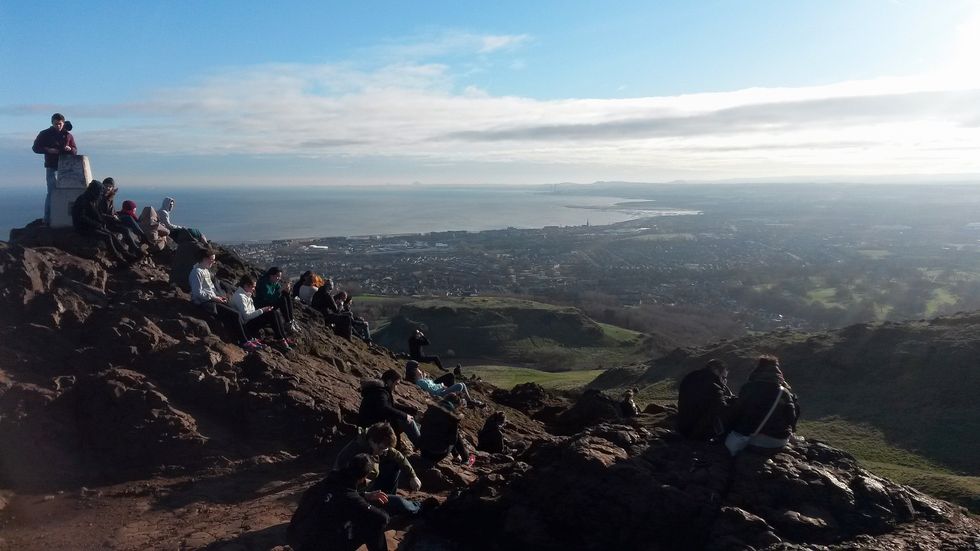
[359,369,422,448]
[725,355,800,455]
[677,359,734,441]
[333,423,426,518]
[189,248,262,351]
[32,113,77,225]
[288,453,391,551]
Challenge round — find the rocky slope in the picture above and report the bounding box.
[1,224,977,550]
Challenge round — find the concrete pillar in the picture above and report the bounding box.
[49,155,92,228]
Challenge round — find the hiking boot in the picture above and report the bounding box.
[240,340,260,351]
[279,339,293,352]
[289,320,300,333]
[466,453,476,467]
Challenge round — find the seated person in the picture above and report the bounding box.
[311,278,353,340]
[70,180,139,263]
[477,411,510,454]
[359,369,421,447]
[97,178,145,255]
[406,360,484,408]
[292,271,318,304]
[115,199,148,243]
[188,248,263,351]
[255,267,299,333]
[620,389,641,418]
[419,395,474,465]
[138,206,170,252]
[230,275,292,351]
[333,423,424,518]
[677,359,734,440]
[334,291,371,344]
[725,355,800,455]
[409,328,446,371]
[288,453,390,551]
[160,196,207,244]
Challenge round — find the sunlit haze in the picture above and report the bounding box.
[2,0,980,187]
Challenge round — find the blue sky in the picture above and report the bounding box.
[2,0,979,188]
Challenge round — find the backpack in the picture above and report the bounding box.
[287,478,342,551]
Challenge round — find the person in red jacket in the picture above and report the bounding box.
[32,113,77,225]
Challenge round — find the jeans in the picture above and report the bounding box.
[437,382,473,401]
[44,168,57,224]
[369,457,421,517]
[396,416,422,447]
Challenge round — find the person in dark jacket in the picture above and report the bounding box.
[311,278,354,340]
[71,181,138,263]
[409,329,446,371]
[620,389,641,418]
[255,267,298,332]
[33,113,77,225]
[335,291,372,344]
[677,359,734,440]
[419,395,473,465]
[358,370,421,447]
[333,423,423,519]
[477,411,509,454]
[727,355,800,453]
[287,453,390,551]
[96,178,145,256]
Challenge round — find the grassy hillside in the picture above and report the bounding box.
[372,296,661,370]
[467,365,604,390]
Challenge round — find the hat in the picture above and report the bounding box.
[122,200,137,211]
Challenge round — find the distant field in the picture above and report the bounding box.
[467,365,604,390]
[800,417,980,512]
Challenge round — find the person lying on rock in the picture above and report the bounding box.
[409,328,447,371]
[70,180,140,264]
[188,248,264,351]
[254,266,299,333]
[333,423,426,518]
[287,453,391,551]
[230,275,293,351]
[311,277,355,341]
[359,369,422,448]
[406,360,484,408]
[725,355,800,456]
[419,395,475,466]
[677,359,735,441]
[334,291,372,344]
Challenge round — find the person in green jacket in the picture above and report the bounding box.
[255,266,299,333]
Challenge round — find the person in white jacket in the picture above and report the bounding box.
[188,249,261,351]
[231,275,292,351]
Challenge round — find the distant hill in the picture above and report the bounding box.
[590,313,980,510]
[373,296,674,370]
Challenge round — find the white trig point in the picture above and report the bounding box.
[49,155,93,228]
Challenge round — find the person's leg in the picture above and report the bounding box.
[350,507,390,551]
[44,168,57,224]
[369,456,402,495]
[216,303,249,342]
[397,417,422,447]
[453,435,469,460]
[277,292,294,323]
[383,495,421,517]
[433,372,455,386]
[443,382,472,401]
[270,310,288,339]
[423,354,444,370]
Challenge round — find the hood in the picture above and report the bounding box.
[360,379,386,393]
[161,197,174,212]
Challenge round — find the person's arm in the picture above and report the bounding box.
[190,268,218,303]
[65,133,77,155]
[381,448,418,482]
[32,130,58,155]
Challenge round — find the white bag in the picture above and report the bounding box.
[725,386,785,457]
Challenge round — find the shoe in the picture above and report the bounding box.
[289,320,300,333]
[240,340,260,351]
[466,453,476,467]
[280,339,293,351]
[248,338,268,350]
[467,399,485,408]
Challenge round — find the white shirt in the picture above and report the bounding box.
[189,263,218,304]
[298,285,319,304]
[230,287,265,322]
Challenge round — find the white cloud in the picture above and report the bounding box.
[478,34,530,53]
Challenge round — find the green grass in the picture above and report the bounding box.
[924,288,958,317]
[467,365,604,390]
[805,287,845,308]
[598,322,645,345]
[801,417,980,512]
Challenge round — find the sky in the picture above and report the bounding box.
[2,0,980,188]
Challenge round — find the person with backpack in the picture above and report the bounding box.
[419,395,474,466]
[254,267,299,333]
[229,275,292,351]
[333,423,424,517]
[677,359,734,441]
[725,355,800,456]
[359,370,422,447]
[287,453,390,551]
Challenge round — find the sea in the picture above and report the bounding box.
[0,185,697,244]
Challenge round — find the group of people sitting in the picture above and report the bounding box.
[291,270,373,344]
[674,355,800,456]
[289,356,503,551]
[70,178,206,263]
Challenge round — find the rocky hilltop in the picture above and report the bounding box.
[1,224,977,550]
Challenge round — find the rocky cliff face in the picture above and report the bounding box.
[1,225,977,550]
